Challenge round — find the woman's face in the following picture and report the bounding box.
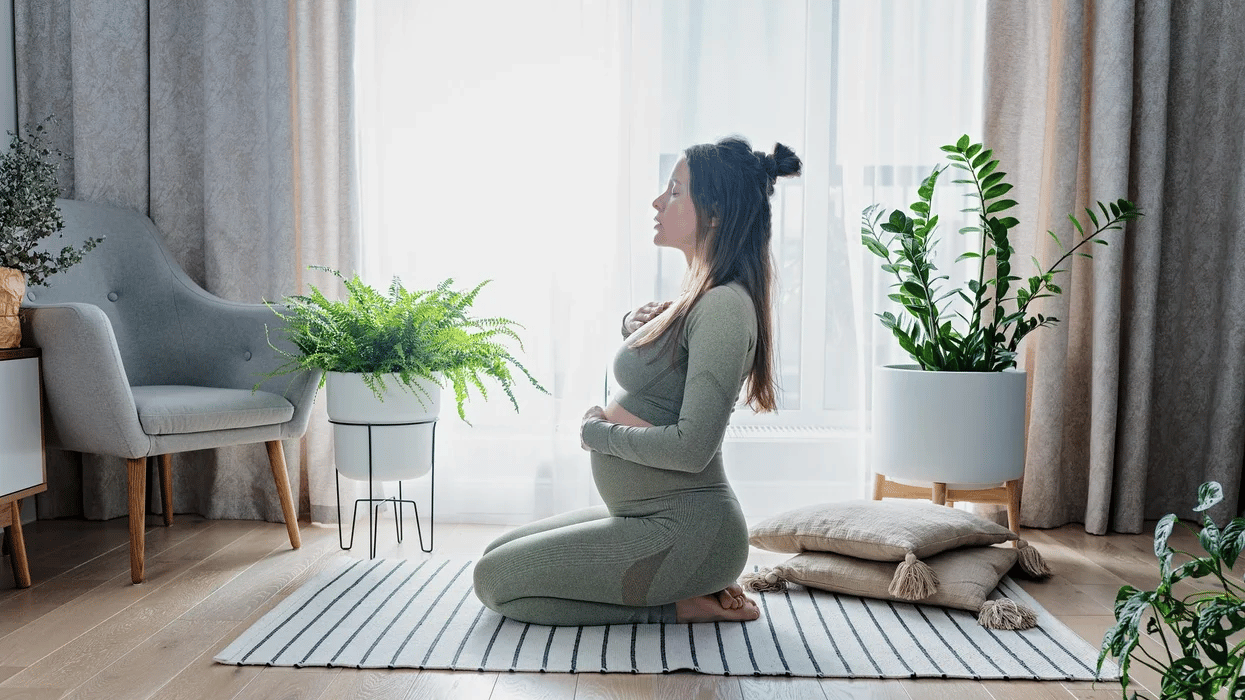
[652,158,698,258]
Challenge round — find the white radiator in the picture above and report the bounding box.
[723,424,867,518]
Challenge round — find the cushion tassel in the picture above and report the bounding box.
[1016,539,1053,578]
[739,568,787,592]
[977,598,1038,630]
[887,552,938,600]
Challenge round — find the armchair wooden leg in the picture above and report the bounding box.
[127,457,147,584]
[932,482,948,506]
[7,500,31,588]
[871,473,884,500]
[265,441,301,549]
[159,454,174,527]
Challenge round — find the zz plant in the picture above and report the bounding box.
[1098,481,1245,699]
[861,135,1142,371]
[267,266,546,423]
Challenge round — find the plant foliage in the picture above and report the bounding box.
[266,266,547,423]
[861,135,1142,371]
[0,116,102,286]
[1098,481,1245,699]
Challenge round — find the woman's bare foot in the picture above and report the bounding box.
[675,591,760,623]
[716,583,747,610]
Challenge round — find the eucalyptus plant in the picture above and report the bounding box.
[1098,481,1245,699]
[0,116,102,286]
[266,266,546,423]
[861,135,1142,371]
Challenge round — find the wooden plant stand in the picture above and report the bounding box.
[872,473,1022,536]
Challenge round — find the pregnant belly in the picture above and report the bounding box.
[602,400,654,428]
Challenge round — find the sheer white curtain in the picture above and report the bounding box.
[354,0,984,525]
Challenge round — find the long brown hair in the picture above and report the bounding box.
[629,137,802,412]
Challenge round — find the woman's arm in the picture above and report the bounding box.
[581,286,755,472]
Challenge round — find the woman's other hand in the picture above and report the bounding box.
[580,405,608,450]
[624,300,673,334]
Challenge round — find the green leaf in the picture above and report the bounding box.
[902,281,927,299]
[862,236,889,258]
[956,252,981,262]
[965,143,982,159]
[1220,517,1245,568]
[1067,213,1084,237]
[971,148,993,169]
[983,182,1014,199]
[1086,207,1099,227]
[1155,513,1178,557]
[1199,517,1220,557]
[997,216,1019,229]
[1194,481,1224,512]
[978,160,999,180]
[981,171,1005,190]
[955,134,970,151]
[986,199,1018,214]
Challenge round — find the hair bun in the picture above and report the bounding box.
[770,143,802,178]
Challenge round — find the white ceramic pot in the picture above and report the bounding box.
[872,364,1026,488]
[326,371,441,481]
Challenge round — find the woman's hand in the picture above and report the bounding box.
[580,405,608,451]
[624,300,673,335]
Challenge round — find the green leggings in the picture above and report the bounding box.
[472,452,749,626]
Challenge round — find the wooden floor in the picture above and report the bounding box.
[0,511,1232,700]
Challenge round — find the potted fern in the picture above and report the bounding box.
[267,267,546,480]
[862,136,1141,517]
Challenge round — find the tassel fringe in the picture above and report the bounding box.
[1016,539,1053,578]
[740,568,787,592]
[977,598,1038,630]
[888,552,938,600]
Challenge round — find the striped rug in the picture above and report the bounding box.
[215,557,1117,680]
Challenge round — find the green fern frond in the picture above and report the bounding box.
[262,268,548,422]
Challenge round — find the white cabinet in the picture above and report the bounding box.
[1,347,44,589]
[0,350,44,499]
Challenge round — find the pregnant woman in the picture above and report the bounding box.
[473,136,801,625]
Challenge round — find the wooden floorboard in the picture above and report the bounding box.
[6,514,1240,700]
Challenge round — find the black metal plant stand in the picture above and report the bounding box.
[331,418,436,558]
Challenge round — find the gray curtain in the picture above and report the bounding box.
[17,0,357,523]
[984,0,1245,533]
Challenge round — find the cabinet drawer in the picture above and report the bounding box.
[0,356,44,498]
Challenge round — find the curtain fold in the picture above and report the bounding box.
[17,0,357,524]
[984,0,1245,532]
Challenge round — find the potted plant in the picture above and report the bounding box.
[266,266,546,481]
[0,117,102,348]
[861,136,1142,524]
[1098,481,1245,699]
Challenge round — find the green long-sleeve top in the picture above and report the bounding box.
[581,282,757,473]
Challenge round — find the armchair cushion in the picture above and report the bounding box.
[131,386,294,435]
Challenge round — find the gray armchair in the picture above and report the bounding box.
[21,199,320,583]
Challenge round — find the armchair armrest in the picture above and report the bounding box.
[21,303,151,459]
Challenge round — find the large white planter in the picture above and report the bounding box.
[872,365,1026,488]
[326,372,441,481]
